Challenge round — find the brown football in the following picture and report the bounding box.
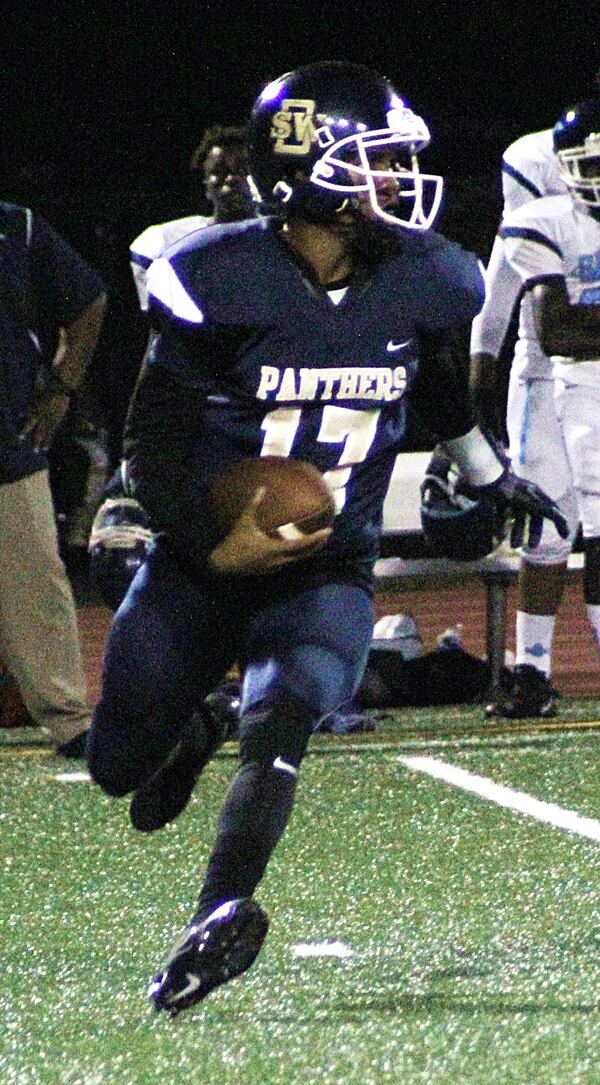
[210,456,335,539]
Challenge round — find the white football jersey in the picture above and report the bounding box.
[502,193,600,386]
[470,129,567,377]
[501,129,565,213]
[130,214,213,310]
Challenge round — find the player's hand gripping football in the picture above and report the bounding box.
[477,469,569,549]
[208,487,333,575]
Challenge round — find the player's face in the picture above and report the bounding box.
[357,150,402,220]
[203,144,254,221]
[334,148,402,223]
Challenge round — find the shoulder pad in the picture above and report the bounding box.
[148,218,286,326]
[0,202,31,247]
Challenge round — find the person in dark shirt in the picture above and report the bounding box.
[87,61,567,1013]
[0,201,106,754]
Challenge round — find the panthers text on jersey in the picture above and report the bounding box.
[125,217,484,580]
[502,193,600,386]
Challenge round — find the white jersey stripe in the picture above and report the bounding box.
[146,257,205,324]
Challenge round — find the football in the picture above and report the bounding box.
[210,456,335,539]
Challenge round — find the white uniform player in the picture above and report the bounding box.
[129,124,254,311]
[473,132,574,547]
[501,99,600,698]
[470,130,574,716]
[503,190,600,517]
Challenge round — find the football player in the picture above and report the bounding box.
[130,124,256,312]
[86,61,568,1014]
[469,127,575,718]
[498,97,600,686]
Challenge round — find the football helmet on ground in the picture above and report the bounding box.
[553,97,600,212]
[247,60,443,228]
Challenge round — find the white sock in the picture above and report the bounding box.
[515,611,556,677]
[586,604,600,654]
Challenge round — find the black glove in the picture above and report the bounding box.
[477,468,569,549]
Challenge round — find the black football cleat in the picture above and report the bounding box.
[148,898,269,1015]
[484,663,558,719]
[129,709,227,832]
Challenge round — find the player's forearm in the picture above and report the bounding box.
[468,351,504,435]
[533,280,600,358]
[441,426,505,486]
[53,293,107,391]
[124,363,222,568]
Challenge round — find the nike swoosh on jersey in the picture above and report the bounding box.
[386,338,413,352]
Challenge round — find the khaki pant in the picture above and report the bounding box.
[0,470,91,744]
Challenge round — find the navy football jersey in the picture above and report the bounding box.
[125,217,483,575]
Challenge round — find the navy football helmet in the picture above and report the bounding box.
[88,496,154,611]
[553,98,600,212]
[247,60,443,228]
[420,451,503,562]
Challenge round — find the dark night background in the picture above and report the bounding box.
[4,2,599,238]
[2,0,599,439]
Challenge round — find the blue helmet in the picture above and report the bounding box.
[247,60,443,228]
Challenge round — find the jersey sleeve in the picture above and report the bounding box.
[130,224,167,312]
[30,216,105,326]
[417,244,485,332]
[469,233,522,356]
[501,130,565,213]
[500,212,564,286]
[146,254,206,330]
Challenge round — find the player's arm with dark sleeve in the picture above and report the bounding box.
[30,214,107,386]
[123,328,230,570]
[411,323,477,443]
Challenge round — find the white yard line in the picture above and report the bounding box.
[399,755,600,842]
[53,771,91,783]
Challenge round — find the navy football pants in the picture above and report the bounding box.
[88,545,374,795]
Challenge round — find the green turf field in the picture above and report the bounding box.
[3,702,600,1085]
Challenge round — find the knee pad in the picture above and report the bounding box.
[239,693,317,771]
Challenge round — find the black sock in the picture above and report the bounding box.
[196,761,297,919]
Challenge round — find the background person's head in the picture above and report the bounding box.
[189,124,255,222]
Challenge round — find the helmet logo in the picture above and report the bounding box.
[271,99,320,155]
